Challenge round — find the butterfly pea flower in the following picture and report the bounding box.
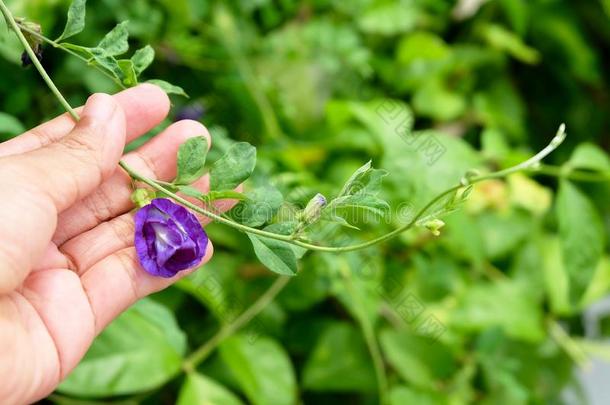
[174,102,205,122]
[134,198,208,278]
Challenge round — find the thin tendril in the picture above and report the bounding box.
[0,0,571,255]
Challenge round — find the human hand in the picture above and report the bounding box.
[0,84,223,404]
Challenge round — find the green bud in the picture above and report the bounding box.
[300,193,327,225]
[424,219,445,236]
[131,188,156,208]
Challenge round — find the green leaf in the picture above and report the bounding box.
[320,212,361,230]
[556,180,605,304]
[327,161,389,226]
[581,257,610,307]
[131,45,155,76]
[56,0,87,42]
[480,23,540,64]
[177,373,245,405]
[397,32,450,65]
[98,21,129,56]
[90,50,123,79]
[540,236,571,314]
[230,185,283,227]
[219,335,296,405]
[117,59,137,86]
[247,234,297,276]
[567,142,610,172]
[329,194,389,217]
[302,322,376,392]
[0,112,25,141]
[146,79,189,97]
[336,161,387,198]
[58,298,186,397]
[175,254,242,321]
[263,222,307,259]
[174,137,208,186]
[327,99,415,150]
[209,142,256,191]
[473,79,526,140]
[357,2,420,35]
[380,329,457,389]
[450,280,544,341]
[413,79,466,121]
[390,385,449,405]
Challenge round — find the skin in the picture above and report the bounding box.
[0,84,231,404]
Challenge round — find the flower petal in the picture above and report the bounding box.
[134,198,209,278]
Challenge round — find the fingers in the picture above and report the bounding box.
[60,180,239,272]
[81,243,213,333]
[7,93,126,211]
[54,120,211,245]
[20,269,96,377]
[0,84,170,157]
[17,242,211,394]
[0,94,125,294]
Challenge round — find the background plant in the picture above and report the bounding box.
[1,0,610,404]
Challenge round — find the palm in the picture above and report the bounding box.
[0,86,225,403]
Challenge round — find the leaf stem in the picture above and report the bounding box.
[472,124,567,183]
[2,0,574,256]
[0,0,79,121]
[120,123,567,253]
[182,276,291,370]
[15,22,126,89]
[120,158,455,253]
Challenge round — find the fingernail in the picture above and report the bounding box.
[82,93,116,122]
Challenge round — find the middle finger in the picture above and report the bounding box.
[53,119,211,245]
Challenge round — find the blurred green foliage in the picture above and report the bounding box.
[2,0,610,404]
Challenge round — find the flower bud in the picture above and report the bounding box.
[424,219,445,236]
[130,188,156,208]
[19,20,43,68]
[300,193,327,225]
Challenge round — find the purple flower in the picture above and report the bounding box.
[174,103,205,122]
[21,47,43,68]
[134,198,208,278]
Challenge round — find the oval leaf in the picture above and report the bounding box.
[230,185,283,227]
[219,335,297,405]
[131,45,155,76]
[177,373,245,405]
[557,180,605,304]
[247,234,297,276]
[56,0,87,42]
[58,298,186,397]
[0,112,25,141]
[210,142,256,191]
[147,79,189,98]
[98,21,129,56]
[174,136,208,186]
[302,322,377,392]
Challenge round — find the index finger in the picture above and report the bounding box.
[0,83,170,157]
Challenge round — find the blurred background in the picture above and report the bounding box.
[2,0,610,404]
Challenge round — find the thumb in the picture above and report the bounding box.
[0,93,125,293]
[11,93,126,211]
